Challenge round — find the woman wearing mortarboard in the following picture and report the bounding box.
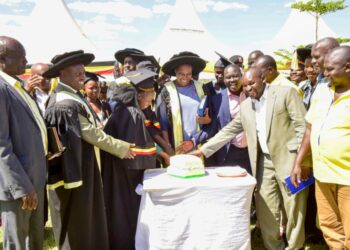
[156,51,208,154]
[101,68,167,250]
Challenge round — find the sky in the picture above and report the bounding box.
[0,0,349,61]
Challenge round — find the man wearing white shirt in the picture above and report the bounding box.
[26,63,51,113]
[192,67,309,250]
[253,84,270,155]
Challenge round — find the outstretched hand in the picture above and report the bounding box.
[175,141,194,154]
[189,149,203,158]
[159,151,171,166]
[123,143,136,159]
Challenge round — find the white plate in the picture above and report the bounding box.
[216,167,247,177]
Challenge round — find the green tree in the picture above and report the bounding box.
[291,0,347,41]
[336,37,350,43]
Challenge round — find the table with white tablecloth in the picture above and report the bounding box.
[135,168,257,250]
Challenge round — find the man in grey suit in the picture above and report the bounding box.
[0,36,47,249]
[192,67,308,250]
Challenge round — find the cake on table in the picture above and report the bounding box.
[167,154,205,178]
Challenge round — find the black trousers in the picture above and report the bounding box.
[223,144,252,175]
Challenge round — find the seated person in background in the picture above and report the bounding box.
[101,68,163,249]
[84,71,111,126]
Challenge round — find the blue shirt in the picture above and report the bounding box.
[159,83,200,141]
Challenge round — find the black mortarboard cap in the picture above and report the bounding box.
[124,68,157,92]
[84,71,105,84]
[132,54,160,73]
[114,48,145,64]
[43,50,94,78]
[214,51,232,68]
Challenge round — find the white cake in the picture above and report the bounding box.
[167,154,205,178]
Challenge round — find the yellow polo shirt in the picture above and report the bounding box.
[305,83,350,185]
[271,73,303,96]
[0,71,48,155]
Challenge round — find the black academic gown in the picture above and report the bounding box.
[45,92,109,250]
[101,85,156,250]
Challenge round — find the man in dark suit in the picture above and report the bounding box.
[0,36,47,249]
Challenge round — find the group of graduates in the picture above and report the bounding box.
[0,33,349,250]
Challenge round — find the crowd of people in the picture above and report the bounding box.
[0,34,349,250]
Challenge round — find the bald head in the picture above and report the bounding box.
[324,46,350,89]
[254,55,277,70]
[30,63,49,75]
[248,50,264,68]
[0,36,27,76]
[314,37,340,51]
[254,55,278,83]
[245,66,263,79]
[30,63,51,92]
[243,67,265,100]
[312,37,340,74]
[329,45,350,63]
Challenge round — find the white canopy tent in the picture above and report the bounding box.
[264,9,337,54]
[17,0,97,64]
[146,0,233,64]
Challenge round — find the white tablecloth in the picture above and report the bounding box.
[135,168,256,250]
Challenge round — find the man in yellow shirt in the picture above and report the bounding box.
[291,46,350,249]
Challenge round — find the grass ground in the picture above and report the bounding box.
[0,221,56,250]
[0,221,328,250]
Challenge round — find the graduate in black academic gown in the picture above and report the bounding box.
[101,68,158,250]
[43,50,133,250]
